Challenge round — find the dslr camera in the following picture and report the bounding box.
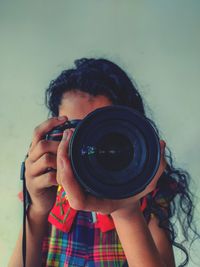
[46,106,160,199]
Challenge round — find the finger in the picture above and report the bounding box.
[160,140,166,157]
[57,129,86,208]
[28,153,57,177]
[28,140,59,162]
[150,140,166,182]
[26,171,58,191]
[158,139,167,174]
[57,129,73,160]
[30,116,68,149]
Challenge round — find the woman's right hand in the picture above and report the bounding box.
[25,116,68,215]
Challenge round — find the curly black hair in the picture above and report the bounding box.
[45,58,198,267]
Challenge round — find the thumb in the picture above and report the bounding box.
[56,129,73,184]
[56,129,86,208]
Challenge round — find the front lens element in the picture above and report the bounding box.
[81,133,134,171]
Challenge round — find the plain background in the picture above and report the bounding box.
[0,1,200,266]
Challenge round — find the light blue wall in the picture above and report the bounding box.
[0,1,199,266]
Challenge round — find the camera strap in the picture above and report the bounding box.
[20,156,31,267]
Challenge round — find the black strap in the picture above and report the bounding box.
[20,159,31,267]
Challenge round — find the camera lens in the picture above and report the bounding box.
[81,133,134,171]
[69,105,160,199]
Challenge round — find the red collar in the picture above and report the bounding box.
[48,187,148,233]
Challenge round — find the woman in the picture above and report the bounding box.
[9,58,196,267]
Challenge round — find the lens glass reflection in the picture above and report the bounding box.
[81,133,134,171]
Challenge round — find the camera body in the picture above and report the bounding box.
[46,106,160,199]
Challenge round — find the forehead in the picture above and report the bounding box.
[59,91,112,120]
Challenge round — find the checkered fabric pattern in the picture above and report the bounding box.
[42,211,127,267]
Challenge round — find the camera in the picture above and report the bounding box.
[45,105,160,199]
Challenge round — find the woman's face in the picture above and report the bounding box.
[58,90,112,119]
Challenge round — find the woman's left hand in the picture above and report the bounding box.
[56,129,166,216]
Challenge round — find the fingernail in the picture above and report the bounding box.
[161,142,166,154]
[62,129,69,140]
[58,116,67,121]
[59,158,65,170]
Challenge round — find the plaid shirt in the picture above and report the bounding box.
[41,178,177,267]
[42,211,127,267]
